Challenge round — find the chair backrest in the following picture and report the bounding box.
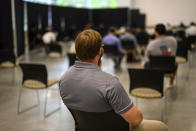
[136,31,149,46]
[67,53,77,67]
[176,41,188,59]
[19,64,47,85]
[149,56,176,73]
[68,108,129,131]
[48,44,62,53]
[0,49,15,64]
[121,39,135,50]
[103,44,118,56]
[128,68,164,97]
[176,30,186,39]
[187,35,196,45]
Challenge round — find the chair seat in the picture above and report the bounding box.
[164,73,175,77]
[23,80,58,89]
[191,44,195,49]
[122,49,134,53]
[176,56,187,64]
[49,52,61,58]
[0,61,15,68]
[130,88,162,98]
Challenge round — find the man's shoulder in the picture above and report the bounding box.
[60,65,116,82]
[103,34,112,39]
[186,26,196,32]
[166,36,176,41]
[147,39,158,47]
[97,70,117,81]
[59,67,74,81]
[165,36,177,45]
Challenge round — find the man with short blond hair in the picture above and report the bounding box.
[59,29,168,131]
[60,29,142,126]
[75,29,102,61]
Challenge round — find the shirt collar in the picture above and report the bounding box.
[74,61,100,69]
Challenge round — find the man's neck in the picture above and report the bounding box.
[156,35,165,39]
[79,59,98,66]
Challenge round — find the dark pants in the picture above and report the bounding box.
[113,52,124,69]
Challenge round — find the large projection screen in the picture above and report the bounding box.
[24,0,118,9]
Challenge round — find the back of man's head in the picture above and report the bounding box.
[125,28,132,33]
[75,29,102,61]
[155,24,166,35]
[108,27,116,33]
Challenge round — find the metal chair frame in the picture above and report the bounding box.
[18,63,61,118]
[128,68,167,122]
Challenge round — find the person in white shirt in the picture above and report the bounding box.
[186,22,196,37]
[42,31,58,45]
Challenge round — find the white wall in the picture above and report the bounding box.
[117,0,139,9]
[118,0,196,26]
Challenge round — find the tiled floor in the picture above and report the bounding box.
[0,47,196,131]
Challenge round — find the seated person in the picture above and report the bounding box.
[186,22,196,37]
[42,27,58,53]
[42,31,58,45]
[135,27,150,55]
[135,27,150,46]
[103,27,124,69]
[59,29,143,127]
[120,28,140,62]
[143,24,177,85]
[59,29,168,131]
[186,22,196,46]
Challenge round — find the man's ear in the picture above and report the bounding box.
[98,48,102,56]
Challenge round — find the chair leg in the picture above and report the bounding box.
[36,90,40,105]
[175,72,177,86]
[162,95,168,123]
[12,67,16,86]
[135,97,138,107]
[17,87,39,114]
[44,89,61,118]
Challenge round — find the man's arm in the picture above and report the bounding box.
[120,105,143,126]
[145,43,151,57]
[106,77,143,126]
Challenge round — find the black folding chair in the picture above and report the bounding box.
[0,49,16,68]
[121,39,135,52]
[136,31,149,46]
[128,68,166,121]
[149,56,176,75]
[103,44,119,57]
[103,44,124,68]
[149,56,177,88]
[18,63,61,117]
[68,108,129,131]
[176,41,189,64]
[48,44,62,57]
[67,53,77,67]
[187,35,196,51]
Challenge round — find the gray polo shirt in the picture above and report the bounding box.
[145,36,177,56]
[59,61,133,114]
